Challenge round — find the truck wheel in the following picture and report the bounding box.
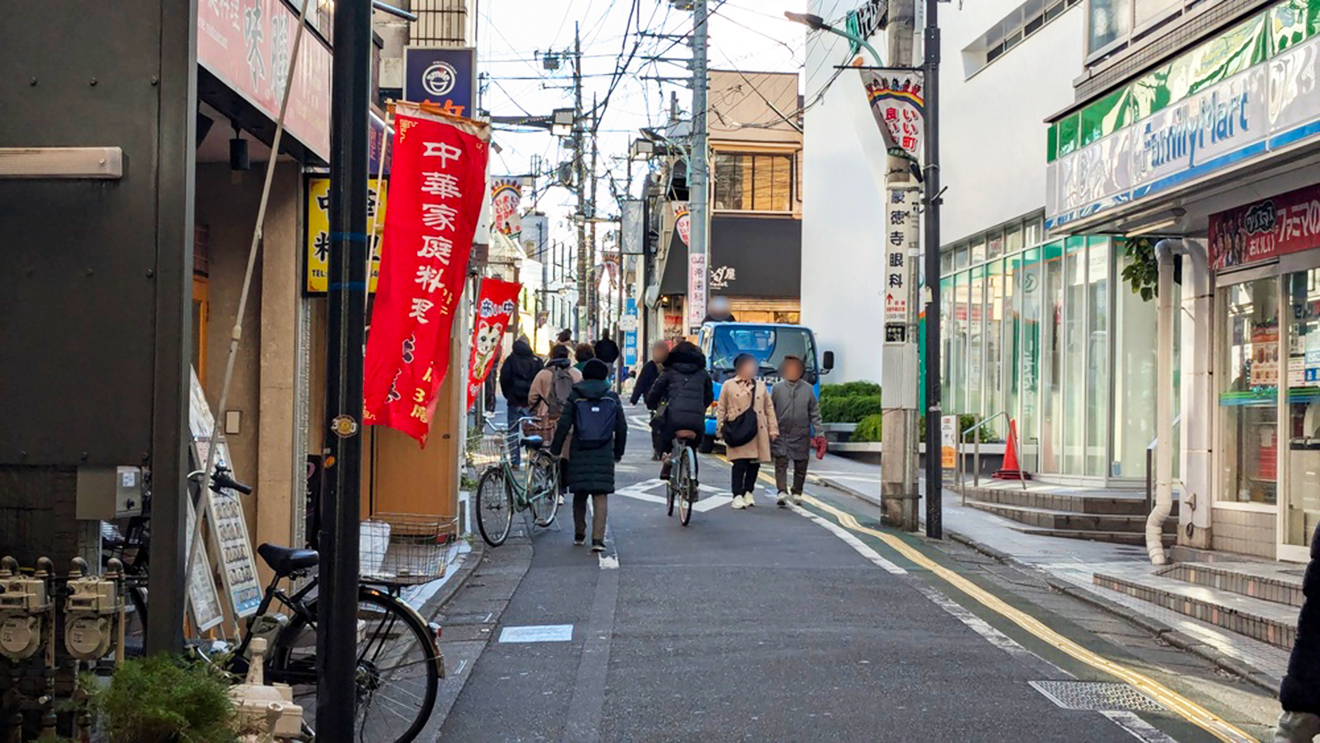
[698,434,716,454]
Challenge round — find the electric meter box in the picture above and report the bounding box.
[76,466,145,520]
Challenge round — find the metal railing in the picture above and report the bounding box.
[956,411,1027,503]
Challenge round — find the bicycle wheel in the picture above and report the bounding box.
[527,454,560,528]
[271,587,441,743]
[476,467,514,547]
[677,447,694,526]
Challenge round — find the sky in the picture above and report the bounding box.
[475,0,807,247]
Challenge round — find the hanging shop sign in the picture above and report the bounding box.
[364,102,490,445]
[860,69,924,162]
[466,278,521,411]
[1046,0,1320,230]
[623,297,640,369]
[305,177,388,294]
[675,204,691,247]
[687,252,708,333]
[197,0,332,160]
[491,177,526,240]
[404,47,476,117]
[1210,182,1320,269]
[884,187,920,332]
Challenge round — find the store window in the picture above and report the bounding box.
[1020,248,1042,472]
[1220,278,1279,504]
[1113,249,1157,477]
[1063,238,1087,474]
[713,152,793,212]
[1285,269,1320,548]
[951,272,969,415]
[1087,0,1131,54]
[986,260,1006,439]
[1041,241,1065,473]
[1085,238,1110,477]
[968,266,987,419]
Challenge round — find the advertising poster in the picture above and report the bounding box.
[490,177,525,240]
[860,69,924,162]
[305,177,388,294]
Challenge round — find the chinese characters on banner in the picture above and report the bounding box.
[491,177,525,240]
[674,203,691,247]
[305,177,388,294]
[884,187,920,344]
[860,69,925,163]
[364,102,490,445]
[465,278,521,411]
[687,252,708,333]
[1210,183,1320,270]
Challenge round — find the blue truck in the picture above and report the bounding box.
[695,321,833,452]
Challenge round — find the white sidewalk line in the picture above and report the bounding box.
[787,504,907,575]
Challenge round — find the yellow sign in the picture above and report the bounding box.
[305,177,388,294]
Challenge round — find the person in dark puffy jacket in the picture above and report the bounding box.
[551,359,627,552]
[631,341,671,460]
[645,341,714,479]
[499,339,543,467]
[1277,524,1320,742]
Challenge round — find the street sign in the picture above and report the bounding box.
[687,252,707,333]
[885,323,907,343]
[403,47,476,116]
[941,415,958,473]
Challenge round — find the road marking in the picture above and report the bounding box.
[599,523,619,569]
[799,494,1254,743]
[499,624,574,643]
[1101,711,1180,743]
[787,504,906,575]
[615,478,732,512]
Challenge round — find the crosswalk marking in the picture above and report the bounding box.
[614,478,731,512]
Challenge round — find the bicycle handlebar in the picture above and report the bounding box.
[212,467,253,495]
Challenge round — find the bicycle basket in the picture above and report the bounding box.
[359,513,459,585]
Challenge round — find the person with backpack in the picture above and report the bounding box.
[551,359,628,552]
[573,343,596,372]
[769,355,824,507]
[528,344,581,490]
[716,353,778,510]
[646,341,714,480]
[498,338,543,467]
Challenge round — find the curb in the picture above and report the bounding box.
[420,536,487,620]
[947,531,1282,697]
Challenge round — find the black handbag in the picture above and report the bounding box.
[722,385,760,447]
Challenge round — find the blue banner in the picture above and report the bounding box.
[403,47,476,117]
[623,298,639,368]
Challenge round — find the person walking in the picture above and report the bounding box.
[770,355,823,507]
[551,359,628,552]
[498,337,543,467]
[1277,523,1320,742]
[573,342,596,372]
[630,341,670,460]
[556,328,574,350]
[528,344,581,495]
[717,353,777,510]
[646,341,714,479]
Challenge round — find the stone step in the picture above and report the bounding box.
[958,484,1179,516]
[967,502,1177,534]
[1094,570,1299,649]
[1019,528,1176,546]
[1163,562,1305,609]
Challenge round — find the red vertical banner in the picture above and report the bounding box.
[465,278,522,411]
[364,102,490,445]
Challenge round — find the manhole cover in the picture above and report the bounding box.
[1029,681,1165,712]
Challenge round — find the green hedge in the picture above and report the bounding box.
[820,381,881,399]
[852,414,883,442]
[820,394,883,423]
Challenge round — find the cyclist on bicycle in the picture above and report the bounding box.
[645,340,714,481]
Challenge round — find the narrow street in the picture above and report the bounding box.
[433,405,1278,742]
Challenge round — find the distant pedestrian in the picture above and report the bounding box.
[528,344,581,491]
[646,341,714,479]
[556,329,573,350]
[551,359,628,552]
[1277,523,1320,742]
[631,341,670,460]
[498,338,543,467]
[716,353,777,510]
[573,342,595,372]
[770,355,823,507]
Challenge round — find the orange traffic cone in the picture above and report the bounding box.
[993,419,1031,480]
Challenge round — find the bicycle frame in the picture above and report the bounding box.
[484,417,558,513]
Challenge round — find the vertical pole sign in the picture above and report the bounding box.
[882,187,921,405]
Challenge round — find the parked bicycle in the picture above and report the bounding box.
[473,417,561,547]
[665,430,701,526]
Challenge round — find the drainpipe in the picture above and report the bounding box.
[1150,238,1189,564]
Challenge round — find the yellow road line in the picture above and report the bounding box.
[799,494,1254,743]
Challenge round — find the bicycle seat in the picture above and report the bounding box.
[675,430,699,440]
[523,435,544,450]
[258,543,319,576]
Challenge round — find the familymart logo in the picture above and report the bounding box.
[1141,88,1252,171]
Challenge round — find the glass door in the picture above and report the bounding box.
[1219,278,1280,506]
[1282,269,1320,560]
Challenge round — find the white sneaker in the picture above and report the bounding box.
[744,492,756,507]
[791,492,803,506]
[776,491,788,507]
[731,495,747,510]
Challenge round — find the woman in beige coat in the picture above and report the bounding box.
[716,354,778,510]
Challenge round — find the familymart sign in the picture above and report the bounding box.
[1046,0,1320,230]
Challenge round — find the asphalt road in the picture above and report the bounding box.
[434,404,1274,742]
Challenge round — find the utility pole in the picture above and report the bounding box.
[589,93,600,337]
[573,24,587,340]
[922,0,944,540]
[688,0,710,334]
[320,0,370,734]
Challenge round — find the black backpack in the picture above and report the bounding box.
[573,396,619,450]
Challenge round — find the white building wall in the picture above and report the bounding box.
[800,0,1084,383]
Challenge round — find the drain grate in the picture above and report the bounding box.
[1029,681,1165,712]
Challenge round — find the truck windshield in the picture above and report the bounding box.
[710,326,817,380]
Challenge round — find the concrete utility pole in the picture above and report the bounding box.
[589,93,600,336]
[688,0,710,333]
[574,24,587,339]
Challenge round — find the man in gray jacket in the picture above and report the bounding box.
[770,355,824,507]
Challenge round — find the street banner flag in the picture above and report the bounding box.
[465,278,521,411]
[491,177,525,241]
[860,69,924,163]
[364,101,490,445]
[674,203,691,247]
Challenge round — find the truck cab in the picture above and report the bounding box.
[696,322,833,451]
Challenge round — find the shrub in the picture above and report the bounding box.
[819,381,881,400]
[852,414,883,442]
[820,394,883,423]
[93,654,238,743]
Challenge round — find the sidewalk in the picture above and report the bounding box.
[807,453,1291,692]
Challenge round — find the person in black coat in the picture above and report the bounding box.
[1278,524,1320,742]
[645,341,714,478]
[631,341,671,459]
[499,339,543,467]
[551,359,628,552]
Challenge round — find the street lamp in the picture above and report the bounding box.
[551,108,575,137]
[629,138,655,162]
[783,11,884,66]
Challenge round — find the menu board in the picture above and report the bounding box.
[186,496,225,632]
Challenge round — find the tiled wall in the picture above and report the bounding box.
[1211,506,1277,559]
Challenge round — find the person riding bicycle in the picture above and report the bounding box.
[645,340,714,480]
